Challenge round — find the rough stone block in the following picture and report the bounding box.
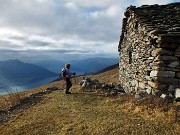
[175,72,180,78]
[154,55,178,62]
[160,94,166,98]
[148,81,158,88]
[151,48,173,56]
[139,82,145,89]
[175,52,180,57]
[160,48,173,55]
[150,71,175,78]
[150,61,166,67]
[167,61,179,68]
[148,81,167,89]
[153,77,179,84]
[131,80,138,86]
[175,88,180,98]
[146,89,152,94]
[168,85,175,92]
[151,48,161,56]
[145,76,152,81]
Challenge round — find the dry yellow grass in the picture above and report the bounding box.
[0,67,179,135]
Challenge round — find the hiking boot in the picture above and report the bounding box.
[65,91,71,94]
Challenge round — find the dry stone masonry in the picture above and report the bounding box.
[118,2,180,99]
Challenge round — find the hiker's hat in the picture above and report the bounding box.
[65,63,71,68]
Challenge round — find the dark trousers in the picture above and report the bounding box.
[65,78,72,92]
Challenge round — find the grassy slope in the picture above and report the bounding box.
[0,67,179,135]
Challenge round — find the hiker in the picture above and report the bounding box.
[62,64,75,94]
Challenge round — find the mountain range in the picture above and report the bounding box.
[0,58,118,94]
[0,59,58,85]
[34,57,119,75]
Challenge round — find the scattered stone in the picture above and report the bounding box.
[135,93,141,99]
[146,89,151,94]
[168,93,174,99]
[79,77,124,96]
[160,94,166,98]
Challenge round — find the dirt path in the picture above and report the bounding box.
[0,89,179,135]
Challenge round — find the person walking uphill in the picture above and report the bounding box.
[63,64,75,94]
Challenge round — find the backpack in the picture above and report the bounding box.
[60,68,66,77]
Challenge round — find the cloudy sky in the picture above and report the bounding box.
[0,0,179,62]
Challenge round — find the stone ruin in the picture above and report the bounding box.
[118,2,180,101]
[79,77,124,96]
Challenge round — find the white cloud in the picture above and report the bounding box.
[0,0,178,61]
[65,2,78,10]
[136,0,172,6]
[90,5,120,18]
[66,0,121,8]
[106,5,119,17]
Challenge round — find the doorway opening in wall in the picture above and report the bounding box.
[129,50,132,64]
[146,70,151,76]
[135,21,138,32]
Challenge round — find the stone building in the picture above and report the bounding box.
[118,2,180,95]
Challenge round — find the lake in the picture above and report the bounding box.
[0,77,58,95]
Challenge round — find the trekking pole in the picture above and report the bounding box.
[72,72,77,84]
[71,75,76,84]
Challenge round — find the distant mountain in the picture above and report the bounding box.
[34,57,118,75]
[33,60,65,73]
[0,59,58,85]
[70,57,119,74]
[94,63,119,74]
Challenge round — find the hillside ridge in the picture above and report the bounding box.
[0,59,57,83]
[0,64,179,135]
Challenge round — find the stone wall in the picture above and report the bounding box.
[118,3,180,96]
